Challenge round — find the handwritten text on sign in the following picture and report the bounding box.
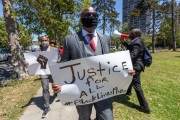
[49,51,133,105]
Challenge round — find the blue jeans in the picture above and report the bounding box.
[76,98,113,120]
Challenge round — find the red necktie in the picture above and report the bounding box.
[87,34,96,52]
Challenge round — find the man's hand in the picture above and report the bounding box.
[128,70,136,76]
[120,38,126,43]
[23,60,29,67]
[52,83,62,94]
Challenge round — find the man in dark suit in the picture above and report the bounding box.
[52,6,136,120]
[121,28,150,114]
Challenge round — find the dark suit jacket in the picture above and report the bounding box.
[122,38,145,72]
[60,30,111,62]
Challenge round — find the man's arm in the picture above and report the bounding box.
[120,38,129,49]
[60,36,71,62]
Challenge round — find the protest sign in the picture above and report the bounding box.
[24,51,58,75]
[49,50,133,105]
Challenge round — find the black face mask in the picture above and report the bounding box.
[81,18,98,28]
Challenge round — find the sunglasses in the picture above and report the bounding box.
[84,12,99,18]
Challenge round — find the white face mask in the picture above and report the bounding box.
[41,41,49,47]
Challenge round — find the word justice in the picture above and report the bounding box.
[59,61,129,84]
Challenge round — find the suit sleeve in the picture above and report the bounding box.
[60,36,71,62]
[130,43,142,62]
[108,36,111,52]
[121,41,129,49]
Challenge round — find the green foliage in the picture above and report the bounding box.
[1,51,180,120]
[16,23,33,48]
[0,17,33,48]
[113,51,180,120]
[81,0,92,8]
[120,22,131,34]
[157,4,180,49]
[157,18,171,48]
[141,34,152,49]
[0,17,8,47]
[14,0,76,45]
[70,0,92,33]
[92,0,120,34]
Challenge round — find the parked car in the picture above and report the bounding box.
[0,48,11,61]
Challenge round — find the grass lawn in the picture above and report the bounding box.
[113,50,180,120]
[0,76,41,120]
[0,50,179,120]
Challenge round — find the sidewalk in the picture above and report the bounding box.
[19,84,96,120]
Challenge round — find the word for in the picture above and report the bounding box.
[80,77,109,98]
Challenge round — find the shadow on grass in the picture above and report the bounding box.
[34,78,41,81]
[21,95,56,110]
[113,94,138,110]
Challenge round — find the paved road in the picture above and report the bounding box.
[19,84,96,120]
[0,60,14,85]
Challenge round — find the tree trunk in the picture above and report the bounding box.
[103,0,105,34]
[2,0,28,80]
[152,9,156,53]
[171,0,176,51]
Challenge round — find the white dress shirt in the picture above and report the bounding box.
[82,28,98,46]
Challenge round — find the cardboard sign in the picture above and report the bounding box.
[24,51,58,75]
[50,50,133,105]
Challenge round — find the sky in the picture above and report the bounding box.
[0,1,121,41]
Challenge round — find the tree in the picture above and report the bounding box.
[16,23,33,48]
[2,0,28,80]
[157,1,180,49]
[175,2,180,47]
[171,0,176,51]
[70,0,92,33]
[0,17,8,47]
[0,17,33,48]
[92,0,120,34]
[129,0,172,52]
[157,18,171,49]
[14,0,76,45]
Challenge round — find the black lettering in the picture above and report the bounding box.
[89,95,96,102]
[74,99,83,105]
[122,61,128,70]
[107,61,110,74]
[83,99,89,104]
[97,93,103,99]
[64,102,73,105]
[86,76,94,86]
[102,77,109,82]
[77,69,85,80]
[95,79,101,83]
[87,68,96,77]
[60,63,81,84]
[80,91,88,98]
[96,85,104,89]
[89,88,95,94]
[113,87,118,94]
[97,62,105,76]
[112,65,120,72]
